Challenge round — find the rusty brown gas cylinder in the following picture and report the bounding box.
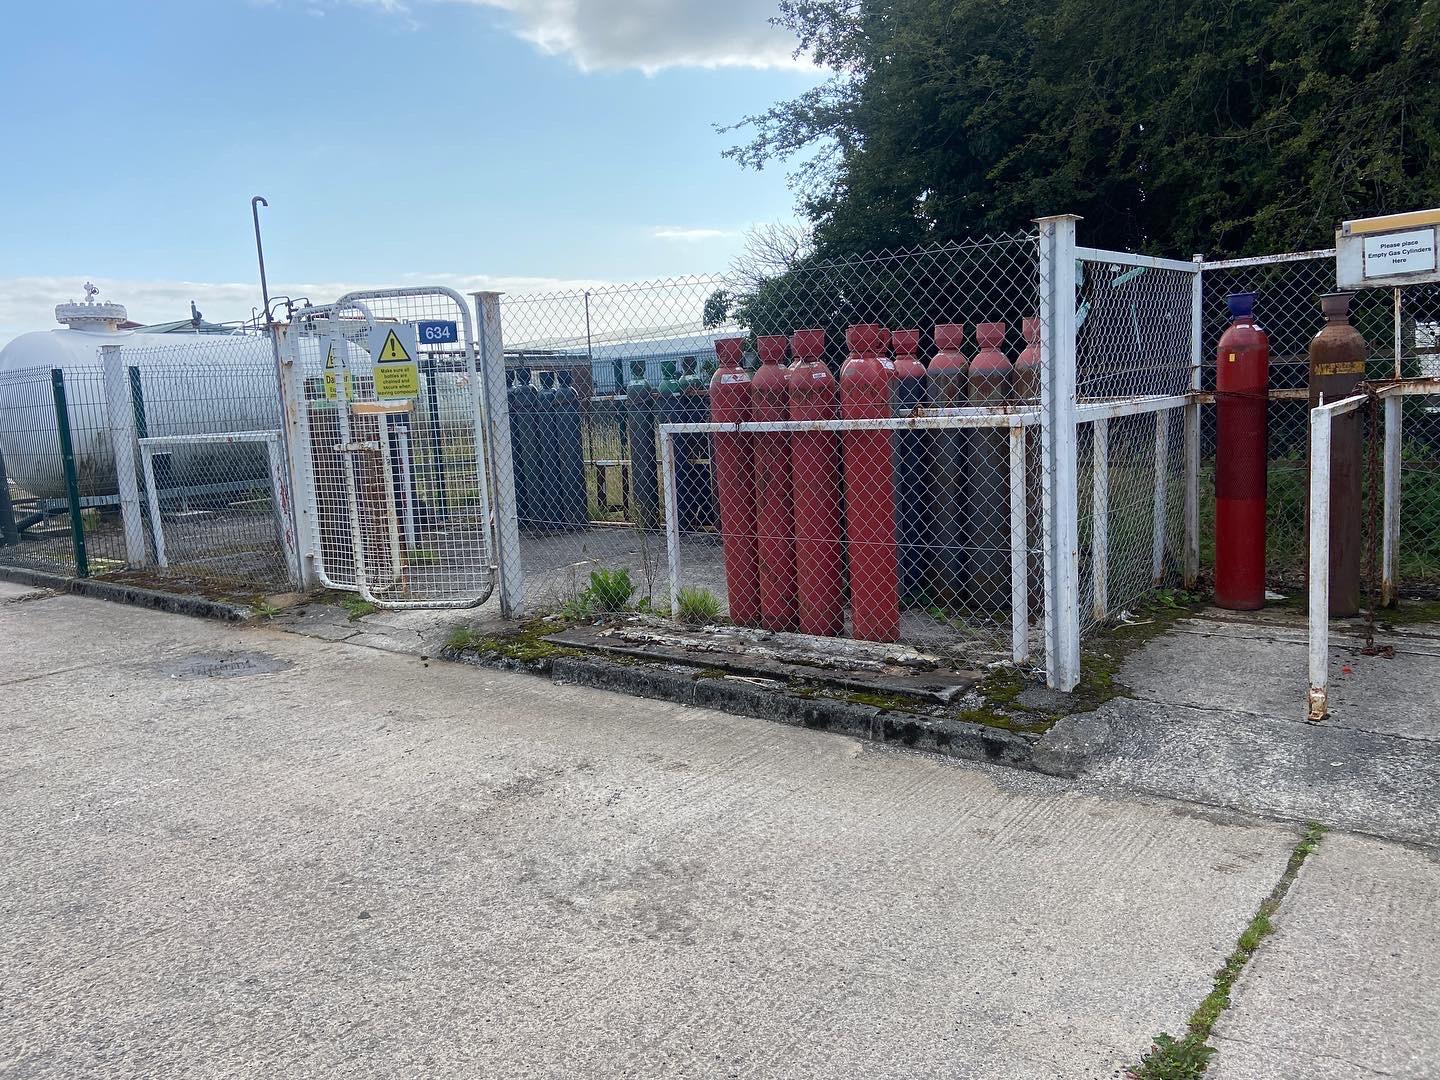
[1307,292,1366,617]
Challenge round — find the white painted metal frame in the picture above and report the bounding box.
[334,286,495,611]
[1090,417,1109,623]
[658,410,1041,671]
[1306,394,1365,721]
[1038,215,1083,691]
[137,430,299,584]
[1307,380,1438,720]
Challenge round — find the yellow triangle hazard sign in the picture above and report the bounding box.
[376,329,412,363]
[324,343,337,369]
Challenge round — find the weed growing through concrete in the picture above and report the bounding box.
[340,595,378,621]
[1130,823,1326,1080]
[675,586,721,625]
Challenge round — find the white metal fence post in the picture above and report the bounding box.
[473,291,524,617]
[1091,416,1109,623]
[274,325,318,589]
[1008,422,1029,664]
[659,430,682,617]
[99,344,148,568]
[1382,393,1403,607]
[1307,405,1334,721]
[1153,408,1170,584]
[1184,254,1204,589]
[1037,214,1083,691]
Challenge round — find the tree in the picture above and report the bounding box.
[725,0,1440,258]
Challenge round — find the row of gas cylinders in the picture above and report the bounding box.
[506,368,589,532]
[704,320,1040,643]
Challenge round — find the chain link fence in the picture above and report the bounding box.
[1074,255,1195,637]
[1197,254,1440,594]
[501,234,1057,665]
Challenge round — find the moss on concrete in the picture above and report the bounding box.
[444,620,582,666]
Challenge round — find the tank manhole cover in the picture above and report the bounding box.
[159,650,294,680]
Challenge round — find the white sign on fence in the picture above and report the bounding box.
[1362,229,1437,279]
[1337,208,1440,289]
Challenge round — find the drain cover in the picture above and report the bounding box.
[159,650,293,680]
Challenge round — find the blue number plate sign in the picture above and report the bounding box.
[417,320,458,345]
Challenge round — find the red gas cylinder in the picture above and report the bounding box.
[789,328,845,636]
[751,334,798,631]
[841,323,900,642]
[1014,316,1041,403]
[928,324,969,602]
[1214,292,1270,611]
[709,338,761,626]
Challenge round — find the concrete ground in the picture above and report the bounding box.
[2,581,1438,1077]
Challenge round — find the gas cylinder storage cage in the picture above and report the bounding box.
[10,218,1436,695]
[493,217,1204,691]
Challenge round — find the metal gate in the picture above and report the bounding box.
[280,287,495,608]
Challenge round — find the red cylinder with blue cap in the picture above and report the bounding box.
[1214,291,1270,611]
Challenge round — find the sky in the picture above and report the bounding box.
[0,0,821,337]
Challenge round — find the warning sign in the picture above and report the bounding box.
[373,362,420,399]
[321,342,353,401]
[376,329,413,363]
[367,324,421,401]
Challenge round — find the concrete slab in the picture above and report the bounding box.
[1210,832,1440,1079]
[1065,698,1440,848]
[0,596,1298,1079]
[1118,613,1440,741]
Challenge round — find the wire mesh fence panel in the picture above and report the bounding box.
[1198,256,1440,591]
[119,339,293,591]
[0,336,298,592]
[1198,254,1334,590]
[503,235,1050,665]
[0,364,126,577]
[286,291,495,608]
[1076,259,1195,400]
[1398,395,1440,592]
[1071,253,1196,639]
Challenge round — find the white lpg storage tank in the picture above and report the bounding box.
[0,291,346,500]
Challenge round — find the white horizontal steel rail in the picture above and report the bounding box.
[1076,247,1202,275]
[138,431,281,447]
[1307,393,1368,722]
[1198,248,1336,271]
[137,431,297,581]
[659,410,1040,437]
[1073,394,1193,424]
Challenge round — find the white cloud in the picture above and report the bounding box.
[303,0,807,72]
[467,0,806,72]
[651,226,736,242]
[0,273,609,340]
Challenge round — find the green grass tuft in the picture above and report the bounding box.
[675,586,722,625]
